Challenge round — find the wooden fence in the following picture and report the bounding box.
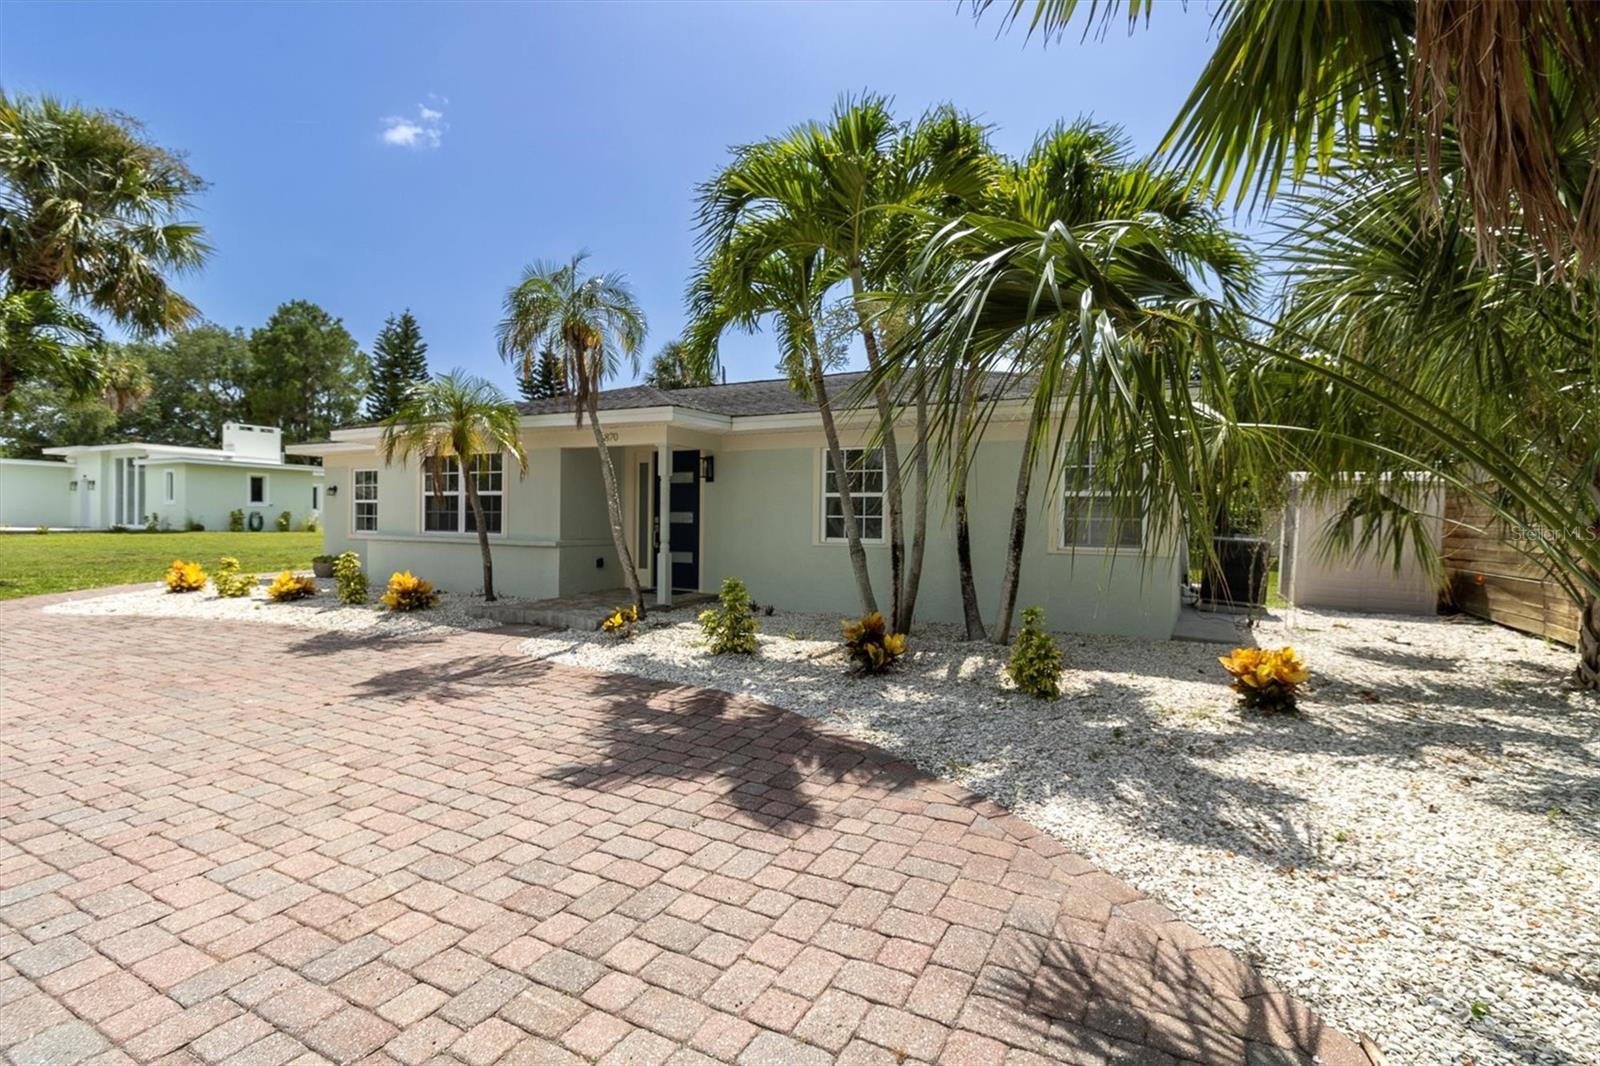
[1442,492,1581,645]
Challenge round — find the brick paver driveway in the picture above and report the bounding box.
[0,594,1371,1066]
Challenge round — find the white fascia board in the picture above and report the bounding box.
[142,456,323,474]
[285,441,377,456]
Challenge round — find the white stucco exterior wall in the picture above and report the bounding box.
[0,460,74,528]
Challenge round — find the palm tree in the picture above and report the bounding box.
[685,235,882,616]
[697,95,994,632]
[498,254,649,614]
[0,93,209,409]
[977,0,1600,275]
[380,372,528,603]
[0,291,103,414]
[1266,166,1600,686]
[903,121,1255,643]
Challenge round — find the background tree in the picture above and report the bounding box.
[380,372,527,602]
[517,350,569,402]
[365,310,430,420]
[0,92,209,408]
[643,340,712,390]
[247,301,368,443]
[0,380,119,457]
[498,253,649,613]
[118,325,252,446]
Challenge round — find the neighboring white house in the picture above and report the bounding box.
[0,423,322,531]
[289,374,1184,638]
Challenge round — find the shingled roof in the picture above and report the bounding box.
[516,373,877,418]
[517,371,1025,419]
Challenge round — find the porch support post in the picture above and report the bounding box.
[656,440,672,608]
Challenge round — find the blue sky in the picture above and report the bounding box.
[3,1,1221,393]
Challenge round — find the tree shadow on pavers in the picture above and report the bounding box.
[281,629,452,658]
[350,651,566,701]
[979,934,1366,1065]
[540,672,920,835]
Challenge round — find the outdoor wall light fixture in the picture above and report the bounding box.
[326,484,338,497]
[700,455,715,483]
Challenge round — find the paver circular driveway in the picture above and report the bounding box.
[0,594,1371,1065]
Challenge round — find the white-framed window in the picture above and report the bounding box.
[422,455,503,534]
[312,485,321,511]
[163,470,175,504]
[1060,450,1142,550]
[353,469,378,532]
[248,474,269,506]
[822,448,884,543]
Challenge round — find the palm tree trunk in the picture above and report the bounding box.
[465,475,496,602]
[954,370,986,640]
[848,268,906,630]
[899,364,929,634]
[586,392,645,617]
[992,403,1046,645]
[812,355,879,615]
[1577,590,1600,690]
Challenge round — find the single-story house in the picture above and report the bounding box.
[288,374,1184,638]
[0,423,322,531]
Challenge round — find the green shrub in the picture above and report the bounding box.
[228,508,245,533]
[304,515,320,533]
[185,518,205,532]
[212,556,257,598]
[698,577,759,655]
[842,612,906,675]
[1007,606,1063,699]
[333,551,368,605]
[34,525,48,535]
[276,510,293,532]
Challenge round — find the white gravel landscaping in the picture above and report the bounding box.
[516,606,1600,1066]
[43,576,500,636]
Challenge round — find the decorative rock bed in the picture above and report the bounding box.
[44,577,499,636]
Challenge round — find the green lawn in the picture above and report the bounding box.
[0,530,325,601]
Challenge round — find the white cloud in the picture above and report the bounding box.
[379,99,446,149]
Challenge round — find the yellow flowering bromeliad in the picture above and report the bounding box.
[601,604,639,639]
[164,559,207,593]
[842,611,907,675]
[381,571,439,612]
[266,571,317,602]
[1218,645,1310,713]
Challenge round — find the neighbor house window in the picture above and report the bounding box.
[163,470,175,504]
[822,448,884,542]
[1061,450,1142,549]
[353,470,378,532]
[422,455,503,534]
[248,474,268,505]
[312,485,321,511]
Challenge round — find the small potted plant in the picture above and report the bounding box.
[311,554,336,578]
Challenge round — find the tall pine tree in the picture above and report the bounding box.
[366,310,429,420]
[518,349,569,402]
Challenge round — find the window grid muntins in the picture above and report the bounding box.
[823,448,884,543]
[1061,451,1142,549]
[353,470,378,532]
[423,455,503,534]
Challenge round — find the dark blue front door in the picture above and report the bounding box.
[669,449,700,592]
